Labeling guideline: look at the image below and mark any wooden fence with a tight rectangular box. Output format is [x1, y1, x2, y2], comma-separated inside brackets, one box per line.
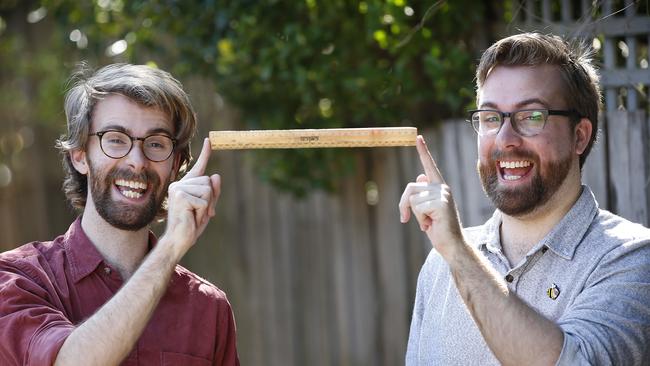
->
[1, 1, 649, 365]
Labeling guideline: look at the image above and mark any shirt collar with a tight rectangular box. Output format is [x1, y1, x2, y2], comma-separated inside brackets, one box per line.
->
[538, 185, 598, 259]
[479, 211, 503, 253]
[477, 185, 599, 260]
[64, 217, 105, 283]
[63, 217, 159, 283]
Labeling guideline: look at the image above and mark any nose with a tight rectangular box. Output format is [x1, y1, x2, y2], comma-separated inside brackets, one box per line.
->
[124, 140, 148, 172]
[495, 117, 523, 149]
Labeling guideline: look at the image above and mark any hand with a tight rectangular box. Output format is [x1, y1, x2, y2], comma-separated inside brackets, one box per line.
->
[164, 138, 221, 256]
[398, 135, 463, 257]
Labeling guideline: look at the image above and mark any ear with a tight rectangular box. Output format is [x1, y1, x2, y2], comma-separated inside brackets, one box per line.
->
[574, 118, 593, 155]
[70, 149, 89, 175]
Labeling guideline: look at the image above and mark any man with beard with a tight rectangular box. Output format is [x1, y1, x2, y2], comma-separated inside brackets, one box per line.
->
[0, 64, 239, 365]
[400, 33, 650, 365]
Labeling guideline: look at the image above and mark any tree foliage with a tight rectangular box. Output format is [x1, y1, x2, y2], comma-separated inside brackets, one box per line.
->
[11, 0, 488, 195]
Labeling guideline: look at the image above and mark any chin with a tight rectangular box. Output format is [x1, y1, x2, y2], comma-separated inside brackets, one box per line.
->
[93, 190, 163, 231]
[479, 155, 573, 217]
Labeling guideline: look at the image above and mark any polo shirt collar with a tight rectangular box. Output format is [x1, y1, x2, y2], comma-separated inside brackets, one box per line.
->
[480, 211, 503, 254]
[477, 185, 599, 260]
[538, 185, 598, 260]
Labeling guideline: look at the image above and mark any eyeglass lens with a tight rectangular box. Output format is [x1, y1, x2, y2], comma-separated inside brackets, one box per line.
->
[99, 131, 174, 162]
[471, 110, 547, 137]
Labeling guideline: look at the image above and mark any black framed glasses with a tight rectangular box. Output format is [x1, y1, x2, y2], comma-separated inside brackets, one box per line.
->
[89, 130, 176, 162]
[467, 109, 579, 137]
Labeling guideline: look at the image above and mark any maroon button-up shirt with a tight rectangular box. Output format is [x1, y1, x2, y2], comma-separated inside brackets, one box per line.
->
[0, 218, 239, 365]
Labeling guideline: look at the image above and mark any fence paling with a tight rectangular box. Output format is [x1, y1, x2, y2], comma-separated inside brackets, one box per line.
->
[582, 114, 609, 210]
[606, 111, 649, 226]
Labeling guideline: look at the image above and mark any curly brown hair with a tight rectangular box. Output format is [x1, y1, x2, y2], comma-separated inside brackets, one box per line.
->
[56, 63, 197, 213]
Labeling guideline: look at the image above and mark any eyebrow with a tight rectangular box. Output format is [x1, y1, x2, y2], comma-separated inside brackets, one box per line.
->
[480, 98, 550, 110]
[147, 128, 174, 137]
[98, 125, 174, 137]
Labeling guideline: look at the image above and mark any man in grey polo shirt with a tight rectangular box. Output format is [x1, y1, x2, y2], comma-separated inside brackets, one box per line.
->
[399, 33, 650, 365]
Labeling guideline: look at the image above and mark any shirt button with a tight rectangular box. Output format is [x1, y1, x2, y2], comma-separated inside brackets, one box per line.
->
[505, 274, 514, 283]
[542, 246, 549, 253]
[104, 267, 112, 275]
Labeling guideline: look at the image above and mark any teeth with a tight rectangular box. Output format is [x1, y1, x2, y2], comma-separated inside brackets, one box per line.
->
[121, 190, 143, 199]
[499, 160, 531, 169]
[115, 179, 147, 190]
[504, 174, 522, 180]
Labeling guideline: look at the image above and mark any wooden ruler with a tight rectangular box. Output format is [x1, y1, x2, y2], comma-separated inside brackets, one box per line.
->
[209, 127, 417, 150]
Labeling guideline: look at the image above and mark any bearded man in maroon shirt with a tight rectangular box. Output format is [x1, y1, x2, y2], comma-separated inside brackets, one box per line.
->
[0, 64, 240, 365]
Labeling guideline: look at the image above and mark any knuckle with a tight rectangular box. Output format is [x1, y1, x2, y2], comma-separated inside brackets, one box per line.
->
[398, 202, 408, 212]
[400, 190, 411, 202]
[409, 195, 419, 206]
[418, 190, 430, 199]
[406, 182, 421, 189]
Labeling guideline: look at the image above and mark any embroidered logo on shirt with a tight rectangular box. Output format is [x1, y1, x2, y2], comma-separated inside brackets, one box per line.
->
[547, 283, 560, 300]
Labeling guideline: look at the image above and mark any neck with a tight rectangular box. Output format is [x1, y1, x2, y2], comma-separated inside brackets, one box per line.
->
[80, 201, 151, 279]
[499, 169, 583, 266]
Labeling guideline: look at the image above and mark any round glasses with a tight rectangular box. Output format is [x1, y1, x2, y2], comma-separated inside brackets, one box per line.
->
[89, 130, 176, 162]
[467, 109, 578, 137]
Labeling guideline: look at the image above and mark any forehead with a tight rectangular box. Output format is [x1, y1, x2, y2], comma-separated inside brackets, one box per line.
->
[91, 93, 173, 134]
[478, 65, 567, 109]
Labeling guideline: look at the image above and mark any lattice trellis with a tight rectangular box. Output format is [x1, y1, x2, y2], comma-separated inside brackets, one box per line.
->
[511, 0, 650, 113]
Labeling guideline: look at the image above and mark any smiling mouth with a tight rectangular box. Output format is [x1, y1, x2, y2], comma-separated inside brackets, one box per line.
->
[498, 160, 533, 181]
[115, 179, 148, 199]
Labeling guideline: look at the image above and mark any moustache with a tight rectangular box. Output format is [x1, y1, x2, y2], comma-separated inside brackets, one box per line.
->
[107, 167, 160, 187]
[490, 148, 538, 162]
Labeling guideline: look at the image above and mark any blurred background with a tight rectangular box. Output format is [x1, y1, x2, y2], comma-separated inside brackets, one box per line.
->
[1, 1, 648, 365]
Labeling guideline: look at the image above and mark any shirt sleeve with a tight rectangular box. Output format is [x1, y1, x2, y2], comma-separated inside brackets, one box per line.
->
[213, 294, 240, 366]
[555, 238, 650, 366]
[0, 259, 75, 366]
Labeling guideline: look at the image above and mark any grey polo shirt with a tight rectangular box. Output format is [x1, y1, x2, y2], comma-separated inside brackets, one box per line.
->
[406, 186, 650, 365]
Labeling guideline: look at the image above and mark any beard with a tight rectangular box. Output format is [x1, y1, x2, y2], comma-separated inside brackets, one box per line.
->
[478, 148, 572, 217]
[87, 160, 168, 231]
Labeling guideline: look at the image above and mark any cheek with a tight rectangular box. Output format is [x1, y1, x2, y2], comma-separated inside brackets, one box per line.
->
[536, 136, 571, 165]
[477, 136, 493, 161]
[86, 161, 112, 194]
[155, 163, 176, 185]
[86, 155, 111, 178]
[86, 147, 113, 167]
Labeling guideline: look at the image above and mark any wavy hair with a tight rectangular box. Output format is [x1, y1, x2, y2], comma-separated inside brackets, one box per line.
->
[56, 63, 197, 212]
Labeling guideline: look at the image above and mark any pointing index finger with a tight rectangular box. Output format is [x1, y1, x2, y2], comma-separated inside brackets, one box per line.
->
[416, 135, 445, 184]
[184, 138, 212, 179]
